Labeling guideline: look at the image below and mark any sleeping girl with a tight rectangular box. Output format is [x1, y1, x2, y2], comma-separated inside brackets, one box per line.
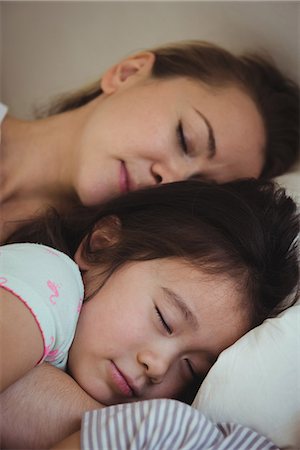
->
[0, 179, 299, 406]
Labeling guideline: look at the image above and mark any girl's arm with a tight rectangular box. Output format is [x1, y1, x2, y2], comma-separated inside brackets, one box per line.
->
[0, 288, 44, 392]
[0, 364, 102, 450]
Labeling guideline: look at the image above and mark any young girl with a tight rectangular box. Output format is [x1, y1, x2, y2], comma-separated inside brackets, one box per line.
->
[1, 40, 299, 242]
[1, 179, 299, 405]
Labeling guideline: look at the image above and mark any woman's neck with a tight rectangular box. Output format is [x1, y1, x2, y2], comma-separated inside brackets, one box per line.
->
[1, 95, 102, 205]
[2, 114, 73, 201]
[0, 108, 92, 241]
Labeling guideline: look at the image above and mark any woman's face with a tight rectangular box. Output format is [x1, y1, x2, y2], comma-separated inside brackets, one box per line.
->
[73, 55, 265, 206]
[68, 258, 251, 406]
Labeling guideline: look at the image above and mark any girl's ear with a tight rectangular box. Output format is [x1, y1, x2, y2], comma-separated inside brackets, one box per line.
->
[100, 52, 155, 94]
[74, 215, 121, 270]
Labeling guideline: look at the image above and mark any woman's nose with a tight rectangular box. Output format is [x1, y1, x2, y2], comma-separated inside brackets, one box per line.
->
[137, 349, 172, 384]
[151, 160, 194, 185]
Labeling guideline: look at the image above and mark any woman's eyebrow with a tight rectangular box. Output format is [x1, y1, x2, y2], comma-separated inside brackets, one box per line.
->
[194, 109, 216, 158]
[161, 287, 199, 330]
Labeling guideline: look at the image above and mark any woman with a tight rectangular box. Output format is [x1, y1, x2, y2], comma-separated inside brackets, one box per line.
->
[1, 40, 299, 241]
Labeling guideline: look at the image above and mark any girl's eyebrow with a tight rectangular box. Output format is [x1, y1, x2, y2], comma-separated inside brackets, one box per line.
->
[161, 287, 199, 330]
[194, 109, 216, 158]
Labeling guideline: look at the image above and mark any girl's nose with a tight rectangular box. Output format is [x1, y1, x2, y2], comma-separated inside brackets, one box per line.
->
[137, 349, 172, 384]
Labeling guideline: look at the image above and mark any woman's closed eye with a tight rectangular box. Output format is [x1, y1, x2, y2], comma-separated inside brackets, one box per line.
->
[176, 121, 189, 155]
[155, 306, 172, 334]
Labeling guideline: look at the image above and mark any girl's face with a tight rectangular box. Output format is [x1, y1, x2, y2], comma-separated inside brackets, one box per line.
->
[68, 258, 251, 405]
[73, 54, 265, 206]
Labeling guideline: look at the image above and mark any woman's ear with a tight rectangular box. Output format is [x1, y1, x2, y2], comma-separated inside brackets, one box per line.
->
[100, 52, 155, 94]
[74, 215, 121, 270]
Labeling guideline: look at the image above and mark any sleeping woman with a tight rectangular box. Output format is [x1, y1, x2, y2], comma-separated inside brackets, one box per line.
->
[1, 40, 299, 241]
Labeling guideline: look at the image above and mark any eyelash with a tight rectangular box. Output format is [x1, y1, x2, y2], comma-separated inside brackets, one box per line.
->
[155, 306, 199, 381]
[177, 121, 189, 155]
[185, 358, 197, 379]
[155, 306, 172, 335]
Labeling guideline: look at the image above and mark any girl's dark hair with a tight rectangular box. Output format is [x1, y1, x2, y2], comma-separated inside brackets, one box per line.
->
[42, 40, 299, 179]
[6, 179, 299, 327]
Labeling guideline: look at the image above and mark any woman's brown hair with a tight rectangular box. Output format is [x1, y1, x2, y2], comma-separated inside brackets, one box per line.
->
[6, 179, 299, 329]
[42, 40, 299, 179]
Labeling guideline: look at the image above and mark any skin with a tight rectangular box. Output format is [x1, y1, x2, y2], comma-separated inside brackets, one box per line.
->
[68, 257, 250, 406]
[0, 364, 101, 450]
[50, 431, 81, 450]
[43, 249, 251, 449]
[0, 53, 265, 241]
[75, 55, 265, 205]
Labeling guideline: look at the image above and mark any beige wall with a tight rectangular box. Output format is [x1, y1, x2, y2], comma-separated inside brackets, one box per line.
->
[1, 1, 299, 118]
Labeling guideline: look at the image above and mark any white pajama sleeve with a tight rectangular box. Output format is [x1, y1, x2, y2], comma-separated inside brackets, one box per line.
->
[0, 243, 84, 369]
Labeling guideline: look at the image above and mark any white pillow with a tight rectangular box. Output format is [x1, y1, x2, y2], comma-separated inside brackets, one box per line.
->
[192, 304, 300, 449]
[192, 168, 300, 449]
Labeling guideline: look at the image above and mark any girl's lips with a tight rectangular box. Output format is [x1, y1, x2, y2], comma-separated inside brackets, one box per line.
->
[109, 361, 134, 397]
[120, 161, 130, 194]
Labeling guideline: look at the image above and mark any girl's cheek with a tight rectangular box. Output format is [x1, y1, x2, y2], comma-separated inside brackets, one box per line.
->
[160, 375, 187, 400]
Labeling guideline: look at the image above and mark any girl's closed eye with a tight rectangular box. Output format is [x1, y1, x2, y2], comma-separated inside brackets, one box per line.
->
[155, 306, 172, 334]
[176, 121, 189, 155]
[184, 358, 199, 381]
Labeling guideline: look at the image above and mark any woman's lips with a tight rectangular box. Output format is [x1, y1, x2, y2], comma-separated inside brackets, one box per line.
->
[109, 361, 135, 397]
[120, 161, 130, 194]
